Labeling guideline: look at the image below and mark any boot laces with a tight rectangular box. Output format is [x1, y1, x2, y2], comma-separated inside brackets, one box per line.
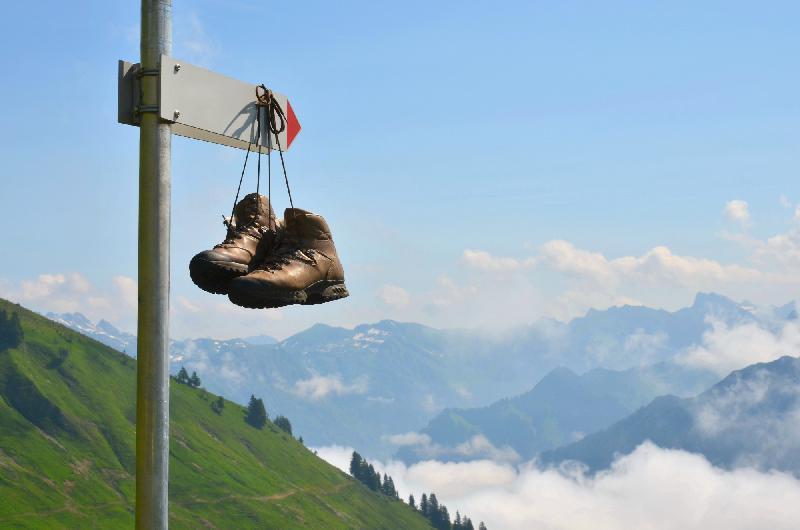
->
[215, 217, 272, 248]
[256, 238, 317, 272]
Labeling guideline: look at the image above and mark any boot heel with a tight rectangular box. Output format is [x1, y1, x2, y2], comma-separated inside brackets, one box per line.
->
[303, 281, 349, 305]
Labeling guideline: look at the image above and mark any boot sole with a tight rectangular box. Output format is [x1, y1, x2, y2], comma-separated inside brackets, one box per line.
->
[229, 280, 349, 309]
[189, 256, 248, 295]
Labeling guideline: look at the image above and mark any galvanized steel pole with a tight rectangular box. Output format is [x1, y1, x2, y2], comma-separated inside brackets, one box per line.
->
[136, 1, 172, 529]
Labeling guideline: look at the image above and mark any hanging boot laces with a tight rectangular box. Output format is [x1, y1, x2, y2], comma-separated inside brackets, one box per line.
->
[256, 84, 296, 218]
[225, 84, 297, 248]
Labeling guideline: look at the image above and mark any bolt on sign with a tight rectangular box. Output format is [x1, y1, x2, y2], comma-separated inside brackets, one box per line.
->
[118, 55, 301, 152]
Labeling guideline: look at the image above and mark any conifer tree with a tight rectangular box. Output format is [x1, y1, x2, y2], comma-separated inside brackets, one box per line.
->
[11, 313, 22, 344]
[428, 493, 439, 515]
[274, 415, 292, 435]
[349, 451, 362, 479]
[244, 394, 267, 429]
[0, 310, 23, 350]
[367, 464, 380, 491]
[176, 366, 189, 385]
[189, 371, 201, 388]
[408, 494, 416, 510]
[438, 505, 450, 530]
[211, 396, 224, 414]
[357, 458, 370, 484]
[465, 519, 476, 530]
[420, 493, 429, 517]
[298, 436, 304, 445]
[478, 522, 487, 530]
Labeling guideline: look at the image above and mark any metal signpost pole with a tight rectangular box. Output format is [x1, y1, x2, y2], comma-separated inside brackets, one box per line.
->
[136, 1, 172, 529]
[117, 8, 298, 525]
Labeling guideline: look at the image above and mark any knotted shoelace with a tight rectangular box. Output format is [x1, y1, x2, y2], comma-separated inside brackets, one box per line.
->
[256, 243, 316, 272]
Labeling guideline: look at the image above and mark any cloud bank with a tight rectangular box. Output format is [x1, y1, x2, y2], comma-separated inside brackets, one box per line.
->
[378, 284, 411, 308]
[680, 319, 800, 375]
[451, 202, 800, 327]
[316, 443, 800, 530]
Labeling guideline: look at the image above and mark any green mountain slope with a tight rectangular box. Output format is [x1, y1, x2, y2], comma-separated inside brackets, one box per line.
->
[0, 299, 432, 530]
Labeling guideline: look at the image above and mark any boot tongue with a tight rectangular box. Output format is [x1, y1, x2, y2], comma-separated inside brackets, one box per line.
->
[283, 208, 311, 228]
[233, 194, 275, 229]
[283, 208, 331, 241]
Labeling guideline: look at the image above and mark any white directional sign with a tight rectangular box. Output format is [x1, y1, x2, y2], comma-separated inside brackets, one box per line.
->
[118, 56, 301, 153]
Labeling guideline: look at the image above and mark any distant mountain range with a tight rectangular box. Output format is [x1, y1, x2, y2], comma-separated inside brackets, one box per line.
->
[46, 312, 137, 353]
[395, 361, 715, 464]
[540, 356, 800, 476]
[44, 312, 278, 353]
[46, 293, 797, 458]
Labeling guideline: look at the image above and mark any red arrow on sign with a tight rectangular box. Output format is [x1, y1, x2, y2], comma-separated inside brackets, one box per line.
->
[286, 100, 301, 149]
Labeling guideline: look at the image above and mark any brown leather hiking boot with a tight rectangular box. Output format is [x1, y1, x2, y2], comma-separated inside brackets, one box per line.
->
[227, 208, 349, 308]
[189, 194, 278, 295]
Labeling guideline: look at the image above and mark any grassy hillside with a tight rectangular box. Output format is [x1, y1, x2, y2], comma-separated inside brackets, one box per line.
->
[0, 299, 432, 529]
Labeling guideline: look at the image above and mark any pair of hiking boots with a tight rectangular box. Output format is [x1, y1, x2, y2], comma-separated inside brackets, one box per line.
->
[189, 193, 349, 308]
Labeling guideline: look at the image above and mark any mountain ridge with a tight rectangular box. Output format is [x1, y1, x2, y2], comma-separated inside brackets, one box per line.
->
[540, 355, 800, 475]
[1, 298, 432, 529]
[395, 361, 714, 464]
[44, 292, 793, 458]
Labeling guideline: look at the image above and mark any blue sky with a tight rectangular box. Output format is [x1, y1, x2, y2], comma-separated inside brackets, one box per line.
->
[1, 0, 799, 339]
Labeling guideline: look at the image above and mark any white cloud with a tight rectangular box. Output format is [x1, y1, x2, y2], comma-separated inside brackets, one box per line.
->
[725, 210, 800, 271]
[19, 273, 86, 300]
[538, 240, 616, 282]
[430, 276, 478, 308]
[385, 432, 432, 447]
[315, 443, 800, 530]
[689, 367, 800, 471]
[292, 374, 368, 400]
[113, 275, 138, 311]
[462, 249, 532, 272]
[470, 241, 765, 290]
[378, 285, 411, 308]
[451, 435, 520, 462]
[757, 230, 800, 268]
[389, 433, 521, 463]
[457, 229, 800, 326]
[0, 272, 290, 340]
[780, 195, 792, 209]
[0, 272, 138, 330]
[422, 205, 800, 331]
[724, 200, 751, 226]
[463, 243, 760, 328]
[546, 242, 762, 287]
[680, 320, 800, 375]
[311, 444, 353, 468]
[400, 458, 518, 500]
